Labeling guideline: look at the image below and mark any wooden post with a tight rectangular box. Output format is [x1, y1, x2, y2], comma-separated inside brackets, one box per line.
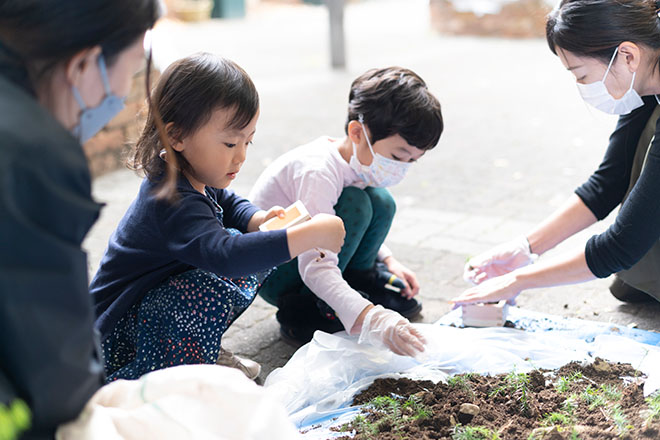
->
[326, 0, 346, 69]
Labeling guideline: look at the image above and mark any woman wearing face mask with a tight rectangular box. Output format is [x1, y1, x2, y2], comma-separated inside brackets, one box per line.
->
[0, 1, 160, 438]
[453, 0, 660, 307]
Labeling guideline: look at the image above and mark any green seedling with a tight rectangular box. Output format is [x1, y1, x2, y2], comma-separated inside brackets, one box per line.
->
[489, 370, 531, 415]
[609, 404, 633, 437]
[541, 411, 572, 427]
[599, 384, 622, 402]
[644, 391, 660, 424]
[562, 394, 579, 415]
[580, 385, 607, 410]
[451, 424, 501, 440]
[401, 395, 431, 420]
[448, 373, 478, 400]
[0, 399, 31, 440]
[369, 395, 400, 413]
[555, 372, 583, 393]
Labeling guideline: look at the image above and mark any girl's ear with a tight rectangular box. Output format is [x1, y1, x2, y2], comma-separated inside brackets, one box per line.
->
[347, 120, 364, 145]
[165, 122, 184, 152]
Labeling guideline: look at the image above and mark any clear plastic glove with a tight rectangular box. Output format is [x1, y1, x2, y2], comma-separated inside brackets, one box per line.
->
[463, 236, 537, 285]
[358, 305, 426, 357]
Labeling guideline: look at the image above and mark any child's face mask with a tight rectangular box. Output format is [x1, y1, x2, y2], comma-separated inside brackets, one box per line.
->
[71, 54, 126, 143]
[576, 46, 644, 115]
[349, 115, 412, 188]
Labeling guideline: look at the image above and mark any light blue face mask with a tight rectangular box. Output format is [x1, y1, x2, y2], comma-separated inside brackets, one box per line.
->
[71, 54, 126, 143]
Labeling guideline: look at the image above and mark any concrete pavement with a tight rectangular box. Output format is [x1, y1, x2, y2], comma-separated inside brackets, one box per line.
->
[83, 0, 660, 381]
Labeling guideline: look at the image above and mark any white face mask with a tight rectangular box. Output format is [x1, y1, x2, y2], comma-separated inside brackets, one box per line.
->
[576, 46, 644, 115]
[348, 114, 412, 188]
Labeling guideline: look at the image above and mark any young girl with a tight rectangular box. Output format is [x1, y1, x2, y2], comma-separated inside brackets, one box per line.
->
[90, 53, 345, 382]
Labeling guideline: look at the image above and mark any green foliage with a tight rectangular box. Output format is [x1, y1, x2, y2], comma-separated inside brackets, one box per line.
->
[608, 404, 633, 437]
[644, 391, 660, 423]
[451, 424, 501, 440]
[554, 372, 583, 393]
[541, 412, 572, 427]
[448, 373, 478, 400]
[580, 385, 607, 410]
[0, 400, 31, 440]
[562, 394, 579, 415]
[599, 384, 622, 402]
[489, 370, 531, 415]
[343, 394, 433, 438]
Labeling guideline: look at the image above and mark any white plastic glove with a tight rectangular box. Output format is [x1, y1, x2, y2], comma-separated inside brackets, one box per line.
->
[358, 305, 426, 357]
[463, 236, 538, 285]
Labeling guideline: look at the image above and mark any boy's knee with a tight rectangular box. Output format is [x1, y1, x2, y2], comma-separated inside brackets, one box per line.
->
[366, 187, 396, 220]
[336, 187, 373, 229]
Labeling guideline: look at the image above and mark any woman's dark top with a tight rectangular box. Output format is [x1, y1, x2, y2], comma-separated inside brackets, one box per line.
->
[575, 96, 660, 277]
[0, 71, 104, 438]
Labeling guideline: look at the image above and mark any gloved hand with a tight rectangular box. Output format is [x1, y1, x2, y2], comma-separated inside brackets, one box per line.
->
[358, 305, 426, 357]
[463, 236, 537, 285]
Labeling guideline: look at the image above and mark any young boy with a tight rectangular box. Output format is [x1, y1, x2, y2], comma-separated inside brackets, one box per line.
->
[249, 67, 443, 345]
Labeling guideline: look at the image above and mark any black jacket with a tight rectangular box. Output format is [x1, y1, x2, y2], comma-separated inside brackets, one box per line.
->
[0, 69, 104, 438]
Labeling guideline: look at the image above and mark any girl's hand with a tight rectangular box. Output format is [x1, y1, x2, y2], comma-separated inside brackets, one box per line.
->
[247, 206, 285, 232]
[450, 271, 523, 307]
[308, 213, 345, 254]
[383, 256, 419, 298]
[261, 206, 286, 224]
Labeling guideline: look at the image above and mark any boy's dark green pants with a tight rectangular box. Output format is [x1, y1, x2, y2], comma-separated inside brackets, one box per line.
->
[258, 186, 395, 327]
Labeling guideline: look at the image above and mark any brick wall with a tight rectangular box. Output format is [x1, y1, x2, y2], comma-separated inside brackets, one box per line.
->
[82, 66, 160, 177]
[430, 0, 552, 38]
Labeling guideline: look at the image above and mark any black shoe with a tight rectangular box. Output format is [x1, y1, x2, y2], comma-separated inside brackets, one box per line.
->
[343, 263, 422, 319]
[276, 290, 345, 347]
[609, 277, 653, 303]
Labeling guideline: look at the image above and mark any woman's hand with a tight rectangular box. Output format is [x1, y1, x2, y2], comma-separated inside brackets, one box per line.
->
[451, 271, 523, 307]
[383, 256, 420, 298]
[463, 236, 536, 285]
[353, 305, 426, 357]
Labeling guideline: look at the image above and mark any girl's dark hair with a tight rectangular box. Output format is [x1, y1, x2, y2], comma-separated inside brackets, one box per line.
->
[132, 53, 259, 199]
[345, 67, 443, 151]
[546, 0, 660, 71]
[0, 0, 160, 93]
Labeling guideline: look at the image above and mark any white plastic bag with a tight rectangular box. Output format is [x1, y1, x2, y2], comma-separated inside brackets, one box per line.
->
[57, 364, 302, 440]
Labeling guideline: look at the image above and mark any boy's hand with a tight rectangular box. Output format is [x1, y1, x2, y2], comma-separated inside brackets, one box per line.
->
[383, 256, 419, 298]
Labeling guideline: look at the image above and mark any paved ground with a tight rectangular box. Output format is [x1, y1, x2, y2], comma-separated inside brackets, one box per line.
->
[83, 0, 660, 382]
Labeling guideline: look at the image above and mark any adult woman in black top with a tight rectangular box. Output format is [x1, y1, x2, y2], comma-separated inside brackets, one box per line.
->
[0, 1, 159, 438]
[453, 0, 660, 306]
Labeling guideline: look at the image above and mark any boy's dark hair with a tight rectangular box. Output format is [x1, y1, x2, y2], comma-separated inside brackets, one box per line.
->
[131, 53, 259, 191]
[546, 0, 660, 72]
[345, 67, 443, 151]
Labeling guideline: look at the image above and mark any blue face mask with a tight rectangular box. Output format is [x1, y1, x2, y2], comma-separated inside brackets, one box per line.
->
[71, 54, 126, 143]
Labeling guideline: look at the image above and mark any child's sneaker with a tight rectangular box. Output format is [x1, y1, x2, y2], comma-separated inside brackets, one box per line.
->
[216, 347, 261, 380]
[343, 263, 422, 319]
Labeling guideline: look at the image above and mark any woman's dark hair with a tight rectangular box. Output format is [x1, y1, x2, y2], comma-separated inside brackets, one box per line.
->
[0, 0, 160, 93]
[546, 0, 660, 71]
[345, 67, 443, 151]
[131, 53, 259, 199]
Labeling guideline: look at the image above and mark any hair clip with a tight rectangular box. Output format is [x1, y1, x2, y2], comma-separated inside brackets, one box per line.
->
[358, 113, 364, 123]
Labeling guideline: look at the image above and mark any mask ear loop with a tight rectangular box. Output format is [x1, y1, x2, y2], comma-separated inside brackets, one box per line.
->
[602, 46, 619, 82]
[71, 54, 113, 112]
[357, 113, 376, 156]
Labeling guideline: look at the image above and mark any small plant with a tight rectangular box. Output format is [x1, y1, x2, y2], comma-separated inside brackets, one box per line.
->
[401, 395, 431, 420]
[644, 391, 660, 424]
[448, 373, 478, 400]
[555, 372, 583, 393]
[580, 385, 607, 410]
[562, 394, 579, 415]
[541, 411, 572, 427]
[489, 370, 531, 415]
[369, 395, 400, 413]
[599, 384, 622, 402]
[609, 404, 633, 437]
[451, 424, 501, 440]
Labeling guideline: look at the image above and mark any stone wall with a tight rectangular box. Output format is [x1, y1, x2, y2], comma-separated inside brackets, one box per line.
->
[83, 66, 159, 177]
[430, 0, 553, 38]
